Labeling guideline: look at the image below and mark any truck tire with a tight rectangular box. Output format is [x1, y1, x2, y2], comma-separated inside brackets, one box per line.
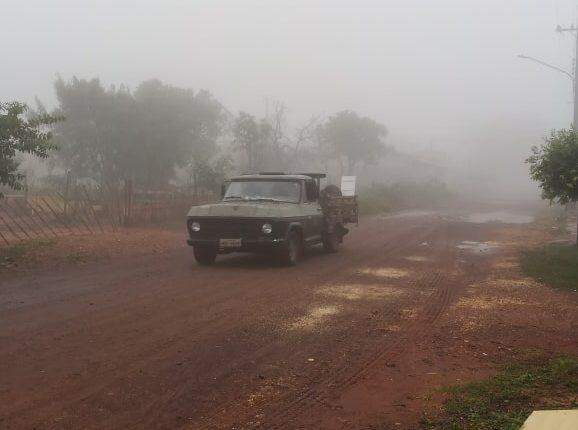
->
[193, 245, 217, 266]
[279, 230, 302, 266]
[322, 231, 341, 253]
[322, 184, 342, 196]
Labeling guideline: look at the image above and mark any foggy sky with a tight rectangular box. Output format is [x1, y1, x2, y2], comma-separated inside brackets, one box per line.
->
[3, 0, 577, 152]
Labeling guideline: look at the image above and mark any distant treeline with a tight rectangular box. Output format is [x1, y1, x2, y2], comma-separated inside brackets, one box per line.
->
[27, 76, 389, 192]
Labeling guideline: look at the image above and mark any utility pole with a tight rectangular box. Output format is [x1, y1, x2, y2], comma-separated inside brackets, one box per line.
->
[556, 22, 578, 128]
[519, 19, 578, 129]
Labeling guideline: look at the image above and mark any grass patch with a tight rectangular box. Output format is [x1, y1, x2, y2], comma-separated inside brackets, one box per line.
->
[65, 251, 88, 264]
[521, 244, 578, 292]
[423, 355, 578, 430]
[532, 206, 569, 237]
[0, 238, 56, 268]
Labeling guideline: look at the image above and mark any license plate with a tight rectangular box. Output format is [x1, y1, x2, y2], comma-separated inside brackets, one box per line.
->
[219, 238, 242, 248]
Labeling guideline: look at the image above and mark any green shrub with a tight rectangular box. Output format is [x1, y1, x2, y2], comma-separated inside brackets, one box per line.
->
[521, 244, 578, 292]
[423, 356, 578, 430]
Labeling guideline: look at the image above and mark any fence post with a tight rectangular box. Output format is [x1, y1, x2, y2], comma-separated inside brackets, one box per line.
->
[13, 197, 49, 239]
[123, 179, 133, 227]
[0, 206, 21, 243]
[26, 197, 60, 238]
[64, 170, 71, 220]
[39, 196, 77, 235]
[0, 200, 32, 240]
[82, 186, 105, 233]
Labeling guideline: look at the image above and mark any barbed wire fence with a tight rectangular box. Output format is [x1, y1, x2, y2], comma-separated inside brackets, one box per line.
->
[0, 180, 214, 247]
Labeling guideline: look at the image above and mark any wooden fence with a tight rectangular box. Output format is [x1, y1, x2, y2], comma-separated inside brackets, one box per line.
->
[0, 183, 214, 246]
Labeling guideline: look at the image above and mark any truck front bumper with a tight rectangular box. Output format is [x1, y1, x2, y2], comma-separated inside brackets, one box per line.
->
[187, 237, 286, 253]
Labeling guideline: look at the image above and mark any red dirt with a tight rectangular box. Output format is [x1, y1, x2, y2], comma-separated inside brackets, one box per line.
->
[0, 212, 576, 429]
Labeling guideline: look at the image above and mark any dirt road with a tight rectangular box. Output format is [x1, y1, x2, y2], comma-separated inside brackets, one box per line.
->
[1, 212, 576, 429]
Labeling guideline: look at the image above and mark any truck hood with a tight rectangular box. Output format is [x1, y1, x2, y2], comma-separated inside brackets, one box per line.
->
[187, 201, 298, 218]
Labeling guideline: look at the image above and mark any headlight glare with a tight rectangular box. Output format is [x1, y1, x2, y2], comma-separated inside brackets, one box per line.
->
[191, 221, 201, 232]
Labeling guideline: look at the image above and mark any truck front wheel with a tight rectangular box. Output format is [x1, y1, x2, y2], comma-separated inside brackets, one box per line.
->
[193, 245, 218, 266]
[323, 232, 341, 253]
[279, 230, 302, 266]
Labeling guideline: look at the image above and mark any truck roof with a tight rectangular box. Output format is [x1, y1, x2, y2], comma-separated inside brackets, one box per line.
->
[229, 174, 321, 181]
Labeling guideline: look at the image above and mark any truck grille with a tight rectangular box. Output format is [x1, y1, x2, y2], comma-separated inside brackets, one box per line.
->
[189, 218, 264, 239]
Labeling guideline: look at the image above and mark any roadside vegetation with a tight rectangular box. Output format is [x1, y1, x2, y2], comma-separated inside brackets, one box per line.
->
[0, 238, 56, 268]
[3, 78, 390, 197]
[422, 354, 578, 430]
[0, 101, 62, 196]
[532, 206, 570, 237]
[521, 244, 578, 292]
[527, 127, 578, 245]
[358, 181, 455, 215]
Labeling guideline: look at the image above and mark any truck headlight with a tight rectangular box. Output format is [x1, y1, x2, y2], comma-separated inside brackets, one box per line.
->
[261, 223, 273, 234]
[191, 222, 201, 232]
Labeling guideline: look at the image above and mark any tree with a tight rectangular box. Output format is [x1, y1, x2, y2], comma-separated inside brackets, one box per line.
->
[186, 153, 233, 195]
[52, 76, 136, 185]
[318, 110, 388, 174]
[527, 128, 578, 245]
[0, 101, 61, 195]
[231, 102, 293, 173]
[231, 112, 265, 172]
[285, 115, 323, 171]
[133, 80, 225, 188]
[51, 77, 226, 189]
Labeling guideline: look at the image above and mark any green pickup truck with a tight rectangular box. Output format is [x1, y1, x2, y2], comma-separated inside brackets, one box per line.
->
[186, 173, 358, 266]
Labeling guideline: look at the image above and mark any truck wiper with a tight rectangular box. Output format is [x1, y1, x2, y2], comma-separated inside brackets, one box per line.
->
[224, 196, 294, 203]
[252, 198, 294, 203]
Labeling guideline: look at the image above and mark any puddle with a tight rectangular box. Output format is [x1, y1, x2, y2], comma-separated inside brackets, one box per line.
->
[457, 241, 499, 254]
[289, 305, 340, 330]
[383, 210, 437, 219]
[405, 255, 431, 262]
[318, 284, 405, 301]
[358, 267, 410, 279]
[464, 211, 534, 224]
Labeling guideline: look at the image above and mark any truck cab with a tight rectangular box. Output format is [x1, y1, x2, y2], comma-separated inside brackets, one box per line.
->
[186, 173, 356, 266]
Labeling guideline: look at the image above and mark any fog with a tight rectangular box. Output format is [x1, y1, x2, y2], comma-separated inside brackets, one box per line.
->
[3, 0, 577, 200]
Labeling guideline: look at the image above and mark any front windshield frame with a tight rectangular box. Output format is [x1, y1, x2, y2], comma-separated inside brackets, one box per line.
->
[222, 179, 302, 204]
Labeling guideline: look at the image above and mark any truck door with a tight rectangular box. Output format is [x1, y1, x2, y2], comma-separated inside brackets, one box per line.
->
[302, 179, 324, 243]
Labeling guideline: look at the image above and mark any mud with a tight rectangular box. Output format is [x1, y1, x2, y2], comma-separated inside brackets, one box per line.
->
[1, 213, 576, 430]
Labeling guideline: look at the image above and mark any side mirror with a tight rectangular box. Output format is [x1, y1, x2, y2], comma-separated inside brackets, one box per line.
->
[221, 183, 227, 199]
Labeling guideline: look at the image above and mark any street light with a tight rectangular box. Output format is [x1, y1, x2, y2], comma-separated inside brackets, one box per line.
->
[518, 52, 576, 128]
[517, 54, 574, 80]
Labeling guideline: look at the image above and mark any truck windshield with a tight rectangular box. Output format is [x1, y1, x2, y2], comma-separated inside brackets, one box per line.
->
[224, 180, 301, 203]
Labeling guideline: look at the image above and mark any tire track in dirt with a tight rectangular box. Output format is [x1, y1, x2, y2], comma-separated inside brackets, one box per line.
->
[253, 222, 458, 430]
[257, 271, 450, 430]
[147, 219, 443, 430]
[0, 215, 450, 430]
[8, 218, 435, 430]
